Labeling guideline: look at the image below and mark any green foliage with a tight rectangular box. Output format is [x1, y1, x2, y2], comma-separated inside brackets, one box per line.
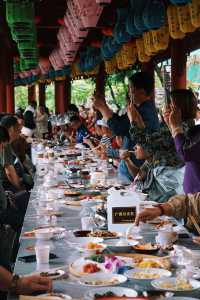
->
[14, 86, 28, 109]
[71, 79, 95, 106]
[14, 67, 161, 111]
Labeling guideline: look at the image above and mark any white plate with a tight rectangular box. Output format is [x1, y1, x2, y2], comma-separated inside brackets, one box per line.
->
[37, 293, 72, 299]
[39, 269, 65, 280]
[151, 277, 200, 291]
[88, 231, 123, 240]
[165, 298, 199, 300]
[84, 286, 137, 300]
[68, 237, 103, 245]
[79, 273, 127, 287]
[125, 268, 171, 280]
[105, 239, 137, 251]
[80, 199, 103, 207]
[77, 243, 107, 254]
[69, 257, 106, 277]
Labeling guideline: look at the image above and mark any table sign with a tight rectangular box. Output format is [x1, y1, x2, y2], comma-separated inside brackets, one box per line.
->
[107, 190, 141, 234]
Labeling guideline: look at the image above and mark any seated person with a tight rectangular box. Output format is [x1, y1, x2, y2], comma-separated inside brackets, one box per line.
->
[59, 124, 71, 144]
[0, 116, 23, 192]
[0, 266, 52, 295]
[12, 137, 35, 189]
[69, 115, 89, 144]
[122, 125, 184, 202]
[135, 192, 200, 245]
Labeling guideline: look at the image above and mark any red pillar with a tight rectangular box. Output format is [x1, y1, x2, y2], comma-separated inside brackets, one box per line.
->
[55, 81, 61, 114]
[0, 46, 7, 113]
[28, 85, 36, 103]
[141, 60, 155, 98]
[65, 76, 71, 112]
[96, 62, 105, 98]
[55, 79, 71, 113]
[38, 83, 46, 106]
[6, 53, 15, 113]
[171, 39, 187, 90]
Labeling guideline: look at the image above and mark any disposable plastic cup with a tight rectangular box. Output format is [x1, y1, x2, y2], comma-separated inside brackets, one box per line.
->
[35, 245, 50, 264]
[81, 216, 95, 230]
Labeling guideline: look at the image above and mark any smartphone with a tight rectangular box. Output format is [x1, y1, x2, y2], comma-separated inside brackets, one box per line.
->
[18, 253, 58, 263]
[165, 88, 171, 106]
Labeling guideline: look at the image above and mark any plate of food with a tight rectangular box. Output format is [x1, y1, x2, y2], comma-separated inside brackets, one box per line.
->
[133, 243, 159, 254]
[23, 227, 66, 239]
[88, 230, 122, 239]
[64, 190, 81, 197]
[79, 273, 127, 287]
[73, 230, 92, 237]
[36, 293, 72, 299]
[84, 286, 138, 300]
[77, 242, 107, 254]
[125, 268, 171, 280]
[68, 237, 103, 246]
[105, 239, 137, 253]
[151, 277, 200, 291]
[134, 257, 171, 270]
[80, 199, 104, 208]
[39, 270, 65, 280]
[69, 257, 105, 277]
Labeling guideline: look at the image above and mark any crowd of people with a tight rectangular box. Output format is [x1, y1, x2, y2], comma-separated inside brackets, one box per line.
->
[0, 71, 200, 296]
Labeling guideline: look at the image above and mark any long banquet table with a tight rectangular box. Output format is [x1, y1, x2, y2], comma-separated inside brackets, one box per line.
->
[8, 151, 200, 300]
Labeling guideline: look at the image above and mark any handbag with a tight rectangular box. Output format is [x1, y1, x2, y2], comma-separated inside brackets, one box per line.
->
[0, 224, 16, 269]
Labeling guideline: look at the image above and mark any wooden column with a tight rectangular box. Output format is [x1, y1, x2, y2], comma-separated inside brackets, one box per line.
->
[0, 47, 7, 113]
[96, 62, 105, 98]
[171, 39, 187, 90]
[141, 60, 155, 98]
[38, 83, 46, 106]
[55, 81, 62, 113]
[65, 75, 71, 112]
[55, 79, 71, 113]
[6, 53, 15, 113]
[28, 85, 36, 103]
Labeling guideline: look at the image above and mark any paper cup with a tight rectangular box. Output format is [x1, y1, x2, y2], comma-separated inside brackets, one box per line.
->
[35, 245, 50, 264]
[81, 216, 95, 231]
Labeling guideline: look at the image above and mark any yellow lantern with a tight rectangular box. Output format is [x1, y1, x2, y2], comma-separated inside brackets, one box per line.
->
[105, 56, 118, 74]
[151, 24, 169, 51]
[177, 4, 196, 33]
[189, 0, 200, 28]
[143, 31, 157, 57]
[136, 38, 151, 63]
[167, 5, 185, 39]
[121, 41, 137, 68]
[116, 49, 125, 70]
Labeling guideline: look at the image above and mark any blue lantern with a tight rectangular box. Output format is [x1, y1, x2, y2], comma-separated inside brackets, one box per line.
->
[143, 0, 166, 30]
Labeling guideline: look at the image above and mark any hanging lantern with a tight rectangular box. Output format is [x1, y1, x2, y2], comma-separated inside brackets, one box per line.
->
[167, 5, 185, 39]
[136, 38, 151, 63]
[189, 0, 200, 28]
[143, 31, 157, 57]
[105, 56, 118, 74]
[177, 4, 196, 33]
[102, 27, 113, 36]
[143, 0, 166, 30]
[151, 24, 169, 51]
[90, 40, 102, 48]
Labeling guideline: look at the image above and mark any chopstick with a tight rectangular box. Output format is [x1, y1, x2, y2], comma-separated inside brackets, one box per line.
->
[188, 214, 200, 235]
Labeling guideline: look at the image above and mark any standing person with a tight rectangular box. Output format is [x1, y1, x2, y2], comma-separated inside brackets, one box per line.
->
[93, 72, 160, 182]
[35, 105, 49, 139]
[163, 89, 200, 194]
[23, 101, 37, 135]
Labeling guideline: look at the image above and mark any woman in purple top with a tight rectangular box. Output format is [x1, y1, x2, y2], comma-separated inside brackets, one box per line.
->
[163, 89, 200, 194]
